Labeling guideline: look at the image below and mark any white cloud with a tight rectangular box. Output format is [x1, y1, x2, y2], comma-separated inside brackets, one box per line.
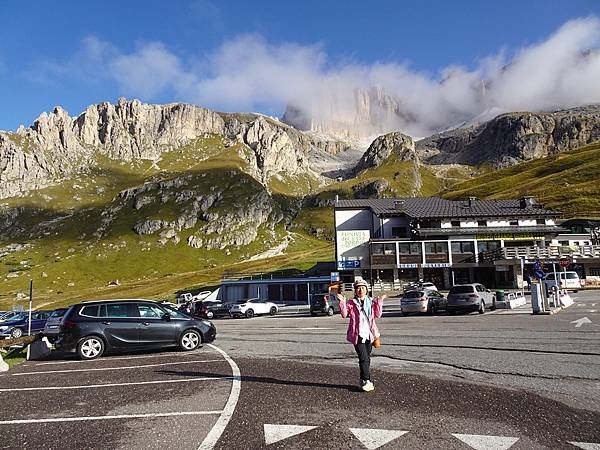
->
[35, 16, 600, 137]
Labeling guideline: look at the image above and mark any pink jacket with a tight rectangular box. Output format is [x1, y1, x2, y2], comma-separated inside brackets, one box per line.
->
[339, 296, 383, 345]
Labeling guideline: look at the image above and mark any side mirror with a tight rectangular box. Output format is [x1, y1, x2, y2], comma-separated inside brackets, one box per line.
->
[162, 313, 171, 321]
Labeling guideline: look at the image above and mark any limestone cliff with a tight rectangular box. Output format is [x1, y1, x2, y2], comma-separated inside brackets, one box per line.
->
[417, 106, 600, 167]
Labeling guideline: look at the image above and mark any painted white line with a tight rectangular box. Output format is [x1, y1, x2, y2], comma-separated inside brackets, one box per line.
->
[451, 433, 519, 449]
[198, 344, 241, 450]
[589, 310, 598, 313]
[14, 359, 223, 376]
[0, 410, 222, 425]
[349, 428, 409, 449]
[264, 424, 318, 445]
[0, 376, 233, 392]
[254, 327, 333, 331]
[31, 352, 199, 366]
[568, 441, 600, 450]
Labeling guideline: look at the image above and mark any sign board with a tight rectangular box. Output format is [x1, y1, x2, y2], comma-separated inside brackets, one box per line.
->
[559, 256, 571, 268]
[398, 263, 419, 268]
[336, 230, 371, 265]
[476, 233, 545, 241]
[337, 260, 361, 269]
[422, 263, 451, 268]
[330, 272, 340, 282]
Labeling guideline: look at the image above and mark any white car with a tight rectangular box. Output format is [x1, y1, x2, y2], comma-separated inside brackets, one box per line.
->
[229, 298, 278, 318]
[421, 282, 438, 291]
[543, 271, 583, 292]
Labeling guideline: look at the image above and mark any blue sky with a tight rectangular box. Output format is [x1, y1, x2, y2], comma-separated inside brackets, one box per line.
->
[1, 0, 599, 133]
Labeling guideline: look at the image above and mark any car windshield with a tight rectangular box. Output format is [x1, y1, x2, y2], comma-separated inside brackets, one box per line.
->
[404, 291, 424, 298]
[165, 308, 190, 319]
[6, 313, 27, 321]
[50, 309, 67, 318]
[565, 273, 579, 279]
[449, 286, 475, 294]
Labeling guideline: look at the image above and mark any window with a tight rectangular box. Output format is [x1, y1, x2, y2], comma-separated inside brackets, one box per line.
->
[451, 242, 475, 253]
[590, 268, 600, 276]
[478, 220, 487, 226]
[510, 220, 518, 226]
[476, 285, 485, 292]
[391, 227, 407, 238]
[478, 241, 500, 253]
[106, 303, 138, 318]
[398, 243, 422, 255]
[449, 285, 475, 294]
[451, 221, 460, 227]
[537, 219, 546, 225]
[138, 304, 165, 318]
[425, 242, 448, 254]
[372, 244, 385, 255]
[80, 305, 100, 317]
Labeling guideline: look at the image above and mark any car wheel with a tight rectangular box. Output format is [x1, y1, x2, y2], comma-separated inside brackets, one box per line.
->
[448, 309, 455, 315]
[269, 307, 277, 316]
[206, 311, 214, 319]
[245, 309, 254, 318]
[479, 301, 485, 314]
[179, 329, 201, 351]
[428, 302, 436, 315]
[310, 311, 318, 316]
[327, 307, 334, 316]
[491, 296, 497, 311]
[402, 311, 408, 317]
[10, 327, 23, 339]
[77, 336, 105, 360]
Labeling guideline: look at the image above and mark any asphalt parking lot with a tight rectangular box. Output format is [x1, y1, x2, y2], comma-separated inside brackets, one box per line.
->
[0, 345, 238, 449]
[1, 292, 599, 449]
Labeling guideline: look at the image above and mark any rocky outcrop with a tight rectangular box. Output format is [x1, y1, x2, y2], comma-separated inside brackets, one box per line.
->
[417, 106, 600, 167]
[283, 87, 413, 140]
[354, 132, 415, 173]
[0, 100, 352, 199]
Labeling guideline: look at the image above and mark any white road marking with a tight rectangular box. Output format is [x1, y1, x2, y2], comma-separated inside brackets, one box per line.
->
[197, 344, 241, 450]
[0, 410, 222, 425]
[13, 359, 223, 376]
[31, 352, 201, 366]
[451, 433, 519, 449]
[589, 310, 598, 313]
[0, 376, 233, 392]
[568, 442, 600, 449]
[571, 317, 592, 328]
[349, 428, 409, 449]
[263, 424, 317, 445]
[255, 327, 333, 331]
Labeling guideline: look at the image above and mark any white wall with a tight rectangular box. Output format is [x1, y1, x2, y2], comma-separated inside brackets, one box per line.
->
[489, 220, 510, 227]
[335, 209, 373, 231]
[518, 219, 537, 226]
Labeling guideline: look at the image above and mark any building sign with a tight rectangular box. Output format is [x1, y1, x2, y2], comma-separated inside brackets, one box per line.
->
[476, 233, 545, 241]
[422, 263, 451, 268]
[337, 230, 370, 267]
[398, 263, 418, 268]
[330, 272, 340, 282]
[337, 260, 361, 269]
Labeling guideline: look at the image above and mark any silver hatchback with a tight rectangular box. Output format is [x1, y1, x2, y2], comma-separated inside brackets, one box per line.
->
[446, 283, 496, 314]
[401, 290, 447, 315]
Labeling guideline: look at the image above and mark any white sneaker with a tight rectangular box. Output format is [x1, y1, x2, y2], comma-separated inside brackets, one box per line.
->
[362, 380, 374, 392]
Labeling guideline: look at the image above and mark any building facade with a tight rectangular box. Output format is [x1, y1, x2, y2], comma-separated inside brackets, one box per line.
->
[334, 197, 566, 289]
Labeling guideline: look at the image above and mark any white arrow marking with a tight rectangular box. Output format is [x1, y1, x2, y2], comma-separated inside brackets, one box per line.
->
[349, 428, 409, 449]
[568, 442, 600, 450]
[571, 317, 592, 328]
[451, 433, 519, 450]
[263, 424, 317, 445]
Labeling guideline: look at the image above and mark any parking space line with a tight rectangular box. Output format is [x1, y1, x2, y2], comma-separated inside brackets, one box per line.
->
[198, 344, 241, 450]
[13, 359, 223, 376]
[32, 352, 204, 366]
[0, 376, 234, 392]
[0, 410, 223, 425]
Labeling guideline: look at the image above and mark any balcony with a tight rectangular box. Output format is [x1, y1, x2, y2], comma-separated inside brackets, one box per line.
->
[480, 245, 600, 262]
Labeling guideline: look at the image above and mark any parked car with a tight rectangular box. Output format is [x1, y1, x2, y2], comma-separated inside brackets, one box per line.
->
[404, 280, 438, 292]
[197, 300, 232, 319]
[43, 308, 69, 342]
[0, 311, 22, 322]
[229, 298, 278, 318]
[421, 282, 438, 291]
[0, 310, 53, 339]
[310, 293, 340, 316]
[543, 271, 583, 292]
[54, 299, 217, 360]
[401, 290, 447, 315]
[446, 283, 496, 314]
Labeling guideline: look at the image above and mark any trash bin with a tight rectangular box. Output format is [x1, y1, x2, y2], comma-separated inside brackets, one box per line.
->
[495, 289, 505, 302]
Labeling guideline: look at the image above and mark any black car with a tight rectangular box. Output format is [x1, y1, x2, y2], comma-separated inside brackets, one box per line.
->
[55, 300, 217, 360]
[310, 293, 340, 316]
[197, 300, 232, 319]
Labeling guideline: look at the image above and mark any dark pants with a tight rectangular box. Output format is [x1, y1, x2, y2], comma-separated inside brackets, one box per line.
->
[354, 340, 373, 382]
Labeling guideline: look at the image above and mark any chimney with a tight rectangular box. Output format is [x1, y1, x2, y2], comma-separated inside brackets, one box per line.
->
[520, 196, 536, 209]
[468, 196, 477, 207]
[394, 200, 404, 210]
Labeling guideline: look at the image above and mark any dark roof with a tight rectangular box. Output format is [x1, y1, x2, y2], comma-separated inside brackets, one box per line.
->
[335, 197, 559, 219]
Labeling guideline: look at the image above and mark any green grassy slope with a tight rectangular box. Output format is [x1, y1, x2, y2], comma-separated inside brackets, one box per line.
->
[443, 141, 600, 217]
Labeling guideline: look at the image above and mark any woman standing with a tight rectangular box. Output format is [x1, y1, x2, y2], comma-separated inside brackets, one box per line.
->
[335, 279, 386, 392]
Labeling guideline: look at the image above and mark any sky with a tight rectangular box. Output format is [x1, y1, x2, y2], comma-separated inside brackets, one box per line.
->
[1, 0, 600, 136]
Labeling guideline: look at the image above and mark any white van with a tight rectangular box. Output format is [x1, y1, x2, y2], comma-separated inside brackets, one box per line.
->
[543, 271, 583, 292]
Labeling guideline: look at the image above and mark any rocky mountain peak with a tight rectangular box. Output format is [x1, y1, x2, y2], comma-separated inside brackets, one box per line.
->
[354, 131, 415, 173]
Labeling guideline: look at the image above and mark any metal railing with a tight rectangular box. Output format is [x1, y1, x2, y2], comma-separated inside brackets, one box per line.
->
[480, 245, 600, 262]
